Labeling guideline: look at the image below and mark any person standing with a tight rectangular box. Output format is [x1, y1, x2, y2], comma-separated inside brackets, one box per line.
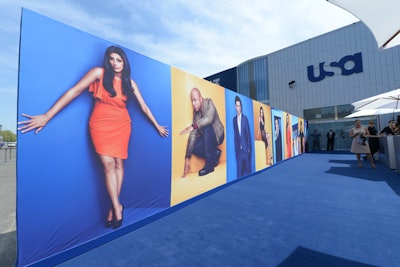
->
[367, 120, 379, 159]
[180, 87, 224, 177]
[326, 129, 335, 151]
[350, 119, 375, 168]
[299, 120, 305, 154]
[233, 96, 252, 178]
[285, 114, 292, 158]
[258, 107, 272, 165]
[380, 120, 398, 135]
[18, 46, 169, 229]
[274, 116, 283, 162]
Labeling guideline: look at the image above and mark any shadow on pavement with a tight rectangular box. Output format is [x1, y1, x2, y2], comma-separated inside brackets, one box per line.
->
[0, 231, 16, 267]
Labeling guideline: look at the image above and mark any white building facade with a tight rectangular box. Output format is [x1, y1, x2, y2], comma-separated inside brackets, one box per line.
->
[265, 22, 400, 120]
[208, 22, 400, 150]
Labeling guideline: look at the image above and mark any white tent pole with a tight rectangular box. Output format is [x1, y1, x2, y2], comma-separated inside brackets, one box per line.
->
[378, 115, 381, 132]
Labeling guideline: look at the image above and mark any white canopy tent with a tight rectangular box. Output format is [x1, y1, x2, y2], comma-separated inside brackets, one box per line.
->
[351, 88, 400, 111]
[345, 108, 400, 119]
[327, 0, 400, 49]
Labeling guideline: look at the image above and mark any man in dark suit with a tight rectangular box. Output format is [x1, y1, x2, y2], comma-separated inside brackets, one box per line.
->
[180, 87, 225, 177]
[326, 129, 335, 151]
[233, 96, 252, 178]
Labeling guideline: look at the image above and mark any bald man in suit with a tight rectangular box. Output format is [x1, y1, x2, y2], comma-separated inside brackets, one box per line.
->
[180, 88, 224, 177]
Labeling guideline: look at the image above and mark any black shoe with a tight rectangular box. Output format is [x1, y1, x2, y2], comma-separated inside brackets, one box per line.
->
[214, 149, 222, 167]
[105, 220, 113, 228]
[199, 168, 214, 176]
[112, 205, 124, 229]
[105, 208, 114, 228]
[113, 219, 123, 229]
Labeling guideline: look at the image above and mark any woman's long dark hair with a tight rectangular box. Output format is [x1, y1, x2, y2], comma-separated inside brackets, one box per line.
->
[102, 46, 133, 98]
[260, 106, 265, 124]
[286, 113, 290, 128]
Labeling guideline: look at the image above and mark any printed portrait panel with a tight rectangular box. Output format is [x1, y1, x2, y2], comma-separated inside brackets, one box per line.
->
[225, 91, 255, 182]
[291, 115, 300, 156]
[17, 9, 171, 266]
[297, 118, 307, 154]
[170, 67, 227, 206]
[252, 102, 273, 171]
[283, 112, 293, 159]
[271, 109, 284, 164]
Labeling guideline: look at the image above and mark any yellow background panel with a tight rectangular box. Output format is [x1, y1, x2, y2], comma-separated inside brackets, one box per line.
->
[283, 112, 293, 159]
[170, 67, 226, 206]
[252, 101, 273, 171]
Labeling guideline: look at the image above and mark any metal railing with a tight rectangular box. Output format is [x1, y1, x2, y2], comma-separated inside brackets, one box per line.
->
[0, 148, 16, 164]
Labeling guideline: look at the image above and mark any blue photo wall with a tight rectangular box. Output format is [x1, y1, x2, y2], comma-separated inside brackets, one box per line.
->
[17, 9, 306, 266]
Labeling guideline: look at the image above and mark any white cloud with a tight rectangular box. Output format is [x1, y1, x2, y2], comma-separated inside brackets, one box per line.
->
[7, 0, 358, 77]
[0, 0, 360, 132]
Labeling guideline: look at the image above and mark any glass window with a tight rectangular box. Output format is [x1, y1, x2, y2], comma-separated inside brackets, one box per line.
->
[304, 106, 335, 120]
[304, 108, 321, 120]
[237, 57, 268, 102]
[320, 106, 335, 119]
[337, 104, 354, 118]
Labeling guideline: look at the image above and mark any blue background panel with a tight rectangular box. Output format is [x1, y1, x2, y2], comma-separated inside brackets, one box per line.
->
[17, 9, 171, 266]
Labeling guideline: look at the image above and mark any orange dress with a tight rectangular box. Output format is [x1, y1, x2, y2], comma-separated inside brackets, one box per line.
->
[286, 125, 292, 158]
[88, 73, 131, 159]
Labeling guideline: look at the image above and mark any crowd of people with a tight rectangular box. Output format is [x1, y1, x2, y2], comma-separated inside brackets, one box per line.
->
[309, 118, 400, 169]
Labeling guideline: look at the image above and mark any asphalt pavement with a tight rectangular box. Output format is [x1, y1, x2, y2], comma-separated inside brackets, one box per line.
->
[0, 148, 16, 267]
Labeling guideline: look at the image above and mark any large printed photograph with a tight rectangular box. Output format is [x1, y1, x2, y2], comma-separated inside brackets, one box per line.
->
[271, 108, 284, 164]
[170, 67, 226, 206]
[225, 91, 255, 182]
[283, 112, 293, 159]
[17, 9, 171, 266]
[16, 8, 308, 267]
[253, 102, 273, 171]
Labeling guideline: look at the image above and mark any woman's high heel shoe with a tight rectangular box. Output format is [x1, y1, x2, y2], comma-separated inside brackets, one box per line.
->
[112, 205, 124, 229]
[105, 220, 113, 228]
[105, 208, 114, 228]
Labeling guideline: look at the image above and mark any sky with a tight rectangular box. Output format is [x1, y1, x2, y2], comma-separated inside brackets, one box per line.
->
[0, 0, 358, 133]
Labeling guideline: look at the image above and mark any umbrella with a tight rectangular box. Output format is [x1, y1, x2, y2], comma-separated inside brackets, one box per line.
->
[327, 0, 400, 48]
[351, 88, 400, 110]
[345, 108, 400, 118]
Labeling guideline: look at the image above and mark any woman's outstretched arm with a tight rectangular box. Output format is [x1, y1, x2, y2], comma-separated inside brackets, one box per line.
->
[18, 67, 102, 134]
[131, 79, 169, 137]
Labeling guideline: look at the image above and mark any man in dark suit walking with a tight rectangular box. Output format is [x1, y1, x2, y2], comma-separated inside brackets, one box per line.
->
[233, 96, 252, 178]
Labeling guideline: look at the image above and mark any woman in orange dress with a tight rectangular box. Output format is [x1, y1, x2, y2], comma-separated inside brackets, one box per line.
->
[18, 46, 169, 229]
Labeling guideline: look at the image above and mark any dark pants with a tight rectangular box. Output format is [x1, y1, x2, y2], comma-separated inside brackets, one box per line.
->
[192, 125, 223, 171]
[327, 139, 334, 151]
[313, 140, 320, 151]
[237, 152, 251, 178]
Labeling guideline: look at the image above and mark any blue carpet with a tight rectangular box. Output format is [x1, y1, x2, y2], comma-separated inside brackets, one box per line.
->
[57, 153, 400, 266]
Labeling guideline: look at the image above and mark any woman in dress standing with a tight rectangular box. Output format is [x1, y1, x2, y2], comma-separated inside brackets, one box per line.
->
[18, 46, 169, 229]
[349, 119, 375, 168]
[258, 107, 271, 165]
[274, 116, 283, 162]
